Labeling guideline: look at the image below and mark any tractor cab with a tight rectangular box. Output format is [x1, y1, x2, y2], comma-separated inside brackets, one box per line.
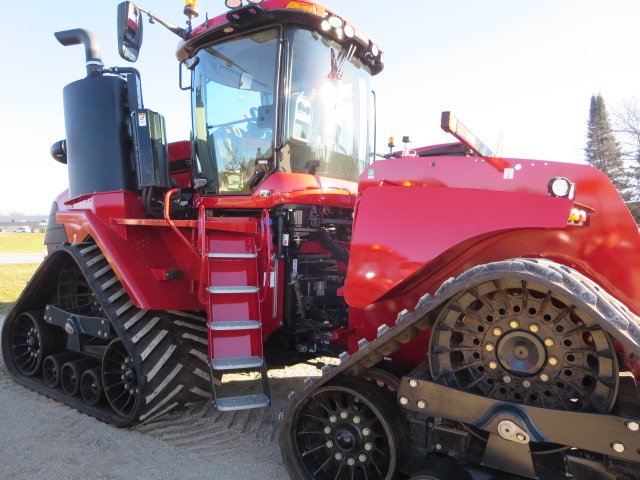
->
[120, 0, 384, 196]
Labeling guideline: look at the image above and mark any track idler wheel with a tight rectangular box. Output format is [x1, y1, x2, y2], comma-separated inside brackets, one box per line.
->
[80, 367, 104, 406]
[61, 358, 98, 396]
[430, 278, 619, 412]
[280, 376, 408, 480]
[7, 311, 60, 377]
[103, 338, 139, 418]
[43, 352, 81, 388]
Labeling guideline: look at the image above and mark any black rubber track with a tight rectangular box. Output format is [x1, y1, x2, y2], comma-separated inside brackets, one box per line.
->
[2, 243, 211, 426]
[279, 258, 640, 478]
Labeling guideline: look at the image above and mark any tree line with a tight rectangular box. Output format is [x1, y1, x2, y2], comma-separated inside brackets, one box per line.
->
[585, 94, 640, 205]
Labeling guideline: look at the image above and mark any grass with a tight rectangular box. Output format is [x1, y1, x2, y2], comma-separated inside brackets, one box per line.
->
[0, 232, 46, 254]
[0, 263, 40, 316]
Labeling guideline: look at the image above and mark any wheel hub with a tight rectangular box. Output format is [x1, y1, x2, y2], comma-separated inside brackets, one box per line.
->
[335, 426, 358, 451]
[497, 330, 545, 375]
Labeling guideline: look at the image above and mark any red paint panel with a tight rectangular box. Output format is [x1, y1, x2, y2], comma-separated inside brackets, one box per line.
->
[345, 187, 572, 308]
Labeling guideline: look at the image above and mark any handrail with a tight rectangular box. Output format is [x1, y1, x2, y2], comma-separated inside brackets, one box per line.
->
[258, 209, 272, 303]
[163, 188, 200, 258]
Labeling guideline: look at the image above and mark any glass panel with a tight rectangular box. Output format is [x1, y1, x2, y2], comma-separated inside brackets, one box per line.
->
[192, 29, 279, 194]
[282, 29, 371, 182]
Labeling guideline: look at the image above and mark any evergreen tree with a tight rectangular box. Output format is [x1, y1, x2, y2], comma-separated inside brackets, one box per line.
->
[585, 94, 632, 201]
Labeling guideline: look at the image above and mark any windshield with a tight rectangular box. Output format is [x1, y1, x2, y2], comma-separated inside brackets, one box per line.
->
[191, 27, 372, 194]
[192, 28, 279, 194]
[282, 28, 372, 182]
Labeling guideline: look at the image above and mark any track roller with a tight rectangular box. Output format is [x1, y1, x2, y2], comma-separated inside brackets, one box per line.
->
[43, 352, 81, 388]
[61, 358, 99, 396]
[81, 367, 104, 406]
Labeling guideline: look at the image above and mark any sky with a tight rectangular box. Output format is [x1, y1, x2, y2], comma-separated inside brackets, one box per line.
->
[1, 0, 638, 214]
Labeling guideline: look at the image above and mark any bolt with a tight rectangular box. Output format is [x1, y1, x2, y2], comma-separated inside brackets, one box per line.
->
[503, 375, 512, 384]
[347, 457, 356, 466]
[522, 380, 531, 388]
[544, 338, 555, 347]
[435, 444, 442, 451]
[516, 433, 526, 441]
[486, 343, 495, 352]
[549, 357, 559, 366]
[529, 324, 540, 333]
[359, 454, 367, 462]
[612, 442, 625, 453]
[102, 320, 107, 325]
[417, 400, 427, 409]
[493, 327, 503, 336]
[121, 375, 125, 380]
[409, 379, 418, 388]
[335, 452, 343, 460]
[122, 365, 126, 371]
[510, 320, 520, 329]
[353, 416, 361, 424]
[362, 428, 371, 436]
[364, 443, 373, 451]
[540, 374, 549, 382]
[399, 396, 409, 405]
[98, 330, 103, 336]
[326, 440, 334, 448]
[329, 415, 337, 423]
[489, 361, 498, 369]
[626, 421, 640, 432]
[324, 427, 331, 435]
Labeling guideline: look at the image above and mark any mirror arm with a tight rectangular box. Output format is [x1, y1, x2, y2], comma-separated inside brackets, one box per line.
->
[137, 7, 190, 40]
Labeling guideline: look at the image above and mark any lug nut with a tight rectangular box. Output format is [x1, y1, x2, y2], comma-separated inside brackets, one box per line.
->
[540, 374, 549, 382]
[364, 443, 373, 451]
[353, 416, 361, 424]
[359, 454, 367, 462]
[612, 442, 625, 453]
[335, 452, 343, 460]
[324, 427, 332, 434]
[522, 380, 531, 388]
[544, 338, 555, 347]
[489, 361, 498, 369]
[362, 428, 371, 436]
[485, 343, 495, 352]
[510, 320, 520, 329]
[435, 444, 442, 450]
[340, 411, 348, 419]
[399, 396, 409, 405]
[493, 327, 503, 336]
[626, 421, 639, 432]
[417, 400, 427, 409]
[326, 440, 334, 448]
[549, 357, 559, 366]
[329, 415, 337, 423]
[347, 457, 355, 466]
[503, 375, 512, 384]
[409, 379, 418, 388]
[529, 324, 540, 333]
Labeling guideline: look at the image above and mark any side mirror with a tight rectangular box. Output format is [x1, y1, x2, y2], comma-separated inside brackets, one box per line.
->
[117, 2, 144, 62]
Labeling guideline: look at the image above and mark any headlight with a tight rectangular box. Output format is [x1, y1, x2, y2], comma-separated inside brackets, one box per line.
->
[548, 177, 574, 199]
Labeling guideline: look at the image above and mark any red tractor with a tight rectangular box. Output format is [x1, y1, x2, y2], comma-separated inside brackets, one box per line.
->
[2, 1, 639, 478]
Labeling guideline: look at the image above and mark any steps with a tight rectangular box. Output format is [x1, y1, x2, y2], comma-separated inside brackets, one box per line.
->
[204, 220, 271, 411]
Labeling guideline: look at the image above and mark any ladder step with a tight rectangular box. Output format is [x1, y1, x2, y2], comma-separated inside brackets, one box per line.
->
[210, 321, 261, 331]
[216, 394, 270, 411]
[207, 253, 258, 259]
[211, 356, 264, 370]
[207, 286, 260, 294]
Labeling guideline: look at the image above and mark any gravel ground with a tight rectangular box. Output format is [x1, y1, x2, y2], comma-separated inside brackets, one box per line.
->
[0, 314, 324, 480]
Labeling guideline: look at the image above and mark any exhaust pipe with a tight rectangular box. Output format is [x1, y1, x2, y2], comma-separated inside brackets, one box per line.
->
[54, 28, 103, 76]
